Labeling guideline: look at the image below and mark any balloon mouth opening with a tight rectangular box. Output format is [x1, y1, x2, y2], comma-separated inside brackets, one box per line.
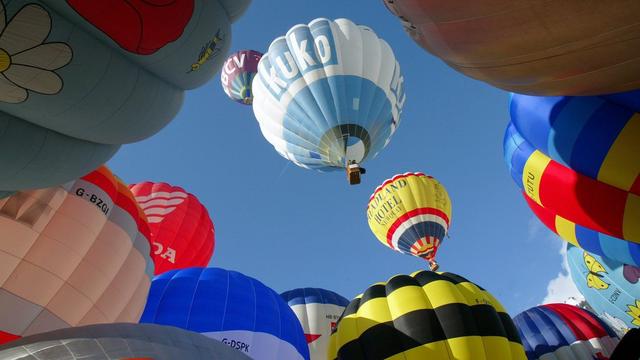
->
[320, 124, 372, 168]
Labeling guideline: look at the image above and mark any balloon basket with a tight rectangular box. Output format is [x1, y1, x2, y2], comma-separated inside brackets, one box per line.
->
[347, 164, 363, 185]
[428, 260, 439, 272]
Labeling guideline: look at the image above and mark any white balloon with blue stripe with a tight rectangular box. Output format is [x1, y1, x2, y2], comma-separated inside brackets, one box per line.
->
[252, 18, 405, 182]
[281, 288, 349, 360]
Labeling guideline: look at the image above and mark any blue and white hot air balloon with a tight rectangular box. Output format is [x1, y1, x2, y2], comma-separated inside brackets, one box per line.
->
[140, 267, 310, 360]
[567, 243, 640, 333]
[281, 288, 349, 360]
[252, 18, 406, 184]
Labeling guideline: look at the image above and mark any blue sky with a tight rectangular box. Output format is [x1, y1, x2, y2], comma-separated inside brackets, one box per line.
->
[108, 0, 577, 316]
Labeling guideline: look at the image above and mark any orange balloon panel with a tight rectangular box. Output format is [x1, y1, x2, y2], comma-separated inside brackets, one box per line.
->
[383, 0, 640, 96]
[0, 166, 153, 344]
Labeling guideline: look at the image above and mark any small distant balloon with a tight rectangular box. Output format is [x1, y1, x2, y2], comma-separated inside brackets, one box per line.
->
[221, 50, 263, 104]
[367, 172, 451, 270]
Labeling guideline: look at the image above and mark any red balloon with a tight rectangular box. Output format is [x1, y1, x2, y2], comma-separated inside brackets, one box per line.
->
[129, 182, 214, 275]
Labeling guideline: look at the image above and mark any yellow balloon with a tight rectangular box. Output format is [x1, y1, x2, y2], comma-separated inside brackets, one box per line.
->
[367, 172, 451, 269]
[329, 270, 527, 360]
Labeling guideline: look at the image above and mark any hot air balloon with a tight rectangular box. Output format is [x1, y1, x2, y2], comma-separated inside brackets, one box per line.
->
[221, 50, 263, 104]
[329, 270, 526, 360]
[129, 182, 214, 275]
[252, 18, 406, 185]
[367, 172, 451, 270]
[503, 92, 640, 265]
[281, 288, 349, 360]
[383, 0, 640, 96]
[567, 244, 640, 332]
[513, 303, 620, 359]
[140, 267, 310, 360]
[0, 323, 251, 360]
[0, 166, 153, 344]
[0, 0, 251, 195]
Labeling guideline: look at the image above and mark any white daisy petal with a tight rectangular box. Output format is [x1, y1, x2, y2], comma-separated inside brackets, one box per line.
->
[0, 73, 26, 103]
[0, 4, 51, 55]
[12, 43, 72, 70]
[4, 64, 62, 95]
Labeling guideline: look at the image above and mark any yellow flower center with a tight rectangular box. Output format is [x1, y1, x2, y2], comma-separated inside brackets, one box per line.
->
[0, 49, 10, 72]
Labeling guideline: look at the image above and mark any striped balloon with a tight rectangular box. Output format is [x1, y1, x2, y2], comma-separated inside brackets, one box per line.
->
[329, 271, 526, 359]
[141, 267, 310, 360]
[281, 288, 350, 360]
[367, 172, 451, 270]
[129, 182, 214, 275]
[503, 93, 640, 265]
[252, 18, 405, 183]
[221, 50, 263, 104]
[0, 166, 153, 344]
[514, 303, 619, 359]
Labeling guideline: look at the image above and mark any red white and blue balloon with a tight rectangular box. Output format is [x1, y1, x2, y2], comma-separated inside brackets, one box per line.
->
[281, 288, 349, 360]
[513, 303, 619, 360]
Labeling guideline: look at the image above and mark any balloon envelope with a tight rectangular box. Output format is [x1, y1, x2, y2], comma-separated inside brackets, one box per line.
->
[252, 18, 405, 176]
[141, 267, 310, 360]
[221, 50, 263, 104]
[0, 166, 153, 344]
[281, 288, 349, 360]
[383, 0, 640, 96]
[129, 182, 214, 275]
[503, 92, 640, 265]
[329, 271, 526, 359]
[513, 303, 619, 359]
[0, 323, 251, 360]
[0, 0, 250, 194]
[367, 172, 451, 267]
[567, 244, 640, 332]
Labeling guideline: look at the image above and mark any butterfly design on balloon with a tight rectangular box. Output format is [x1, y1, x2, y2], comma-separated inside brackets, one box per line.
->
[584, 252, 610, 290]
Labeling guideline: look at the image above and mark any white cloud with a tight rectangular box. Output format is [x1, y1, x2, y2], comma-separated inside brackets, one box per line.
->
[541, 237, 585, 305]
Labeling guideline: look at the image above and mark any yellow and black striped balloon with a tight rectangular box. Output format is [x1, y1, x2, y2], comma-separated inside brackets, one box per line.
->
[328, 271, 526, 360]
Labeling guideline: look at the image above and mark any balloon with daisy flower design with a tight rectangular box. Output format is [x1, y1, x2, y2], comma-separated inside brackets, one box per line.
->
[0, 0, 250, 195]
